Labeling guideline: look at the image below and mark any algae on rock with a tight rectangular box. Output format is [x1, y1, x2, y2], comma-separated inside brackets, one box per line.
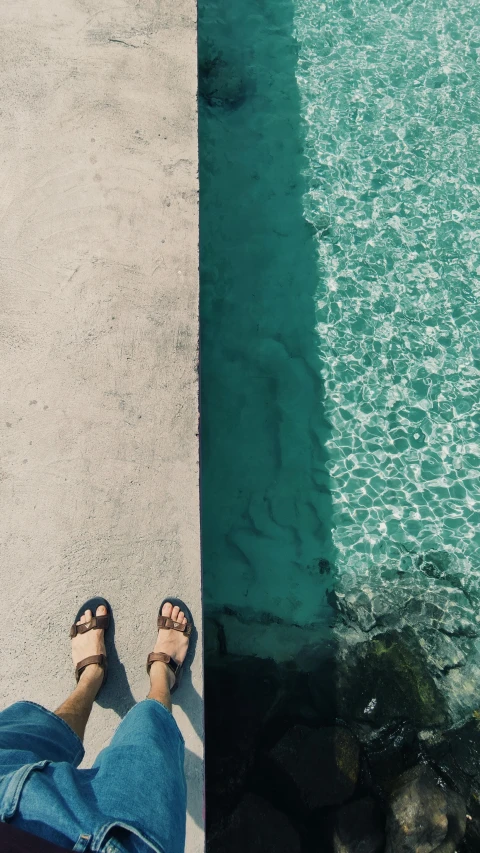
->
[337, 628, 449, 730]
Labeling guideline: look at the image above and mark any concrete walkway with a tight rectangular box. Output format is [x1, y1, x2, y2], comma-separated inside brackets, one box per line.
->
[0, 0, 202, 850]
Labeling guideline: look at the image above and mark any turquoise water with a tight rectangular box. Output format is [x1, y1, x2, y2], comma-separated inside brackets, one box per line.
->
[200, 0, 480, 719]
[199, 0, 336, 653]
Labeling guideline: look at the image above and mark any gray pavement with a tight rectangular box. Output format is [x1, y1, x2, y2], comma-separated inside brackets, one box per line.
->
[0, 0, 203, 849]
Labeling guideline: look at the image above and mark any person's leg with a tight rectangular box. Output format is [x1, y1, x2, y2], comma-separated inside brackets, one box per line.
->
[146, 601, 190, 712]
[54, 600, 189, 740]
[147, 661, 173, 712]
[54, 605, 107, 742]
[85, 602, 191, 853]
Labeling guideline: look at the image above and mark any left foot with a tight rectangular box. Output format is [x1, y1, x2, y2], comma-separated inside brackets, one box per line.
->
[71, 605, 107, 693]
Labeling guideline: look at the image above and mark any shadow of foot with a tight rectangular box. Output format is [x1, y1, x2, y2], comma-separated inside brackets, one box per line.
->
[95, 607, 136, 718]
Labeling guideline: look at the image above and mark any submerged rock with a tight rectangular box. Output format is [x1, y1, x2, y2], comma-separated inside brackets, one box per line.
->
[423, 718, 480, 821]
[337, 629, 450, 730]
[205, 653, 473, 850]
[363, 721, 421, 796]
[333, 797, 385, 853]
[333, 547, 480, 727]
[207, 793, 301, 853]
[461, 793, 480, 852]
[205, 656, 281, 831]
[385, 765, 466, 853]
[270, 724, 360, 810]
[307, 656, 338, 721]
[447, 720, 480, 784]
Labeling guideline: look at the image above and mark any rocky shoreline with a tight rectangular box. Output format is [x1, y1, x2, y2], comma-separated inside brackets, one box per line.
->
[205, 624, 480, 852]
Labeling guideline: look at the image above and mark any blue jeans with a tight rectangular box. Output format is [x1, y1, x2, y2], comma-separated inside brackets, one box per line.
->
[0, 699, 186, 853]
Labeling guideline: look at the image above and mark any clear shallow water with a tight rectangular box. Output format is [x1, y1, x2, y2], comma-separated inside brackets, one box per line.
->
[295, 0, 480, 717]
[200, 0, 480, 719]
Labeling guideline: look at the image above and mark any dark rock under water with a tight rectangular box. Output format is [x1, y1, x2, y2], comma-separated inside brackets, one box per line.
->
[205, 636, 480, 852]
[385, 766, 466, 853]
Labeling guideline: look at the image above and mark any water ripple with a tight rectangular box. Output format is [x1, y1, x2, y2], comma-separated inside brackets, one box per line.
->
[296, 0, 480, 718]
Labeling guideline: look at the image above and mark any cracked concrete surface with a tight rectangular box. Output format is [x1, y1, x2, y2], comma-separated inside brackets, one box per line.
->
[0, 0, 202, 849]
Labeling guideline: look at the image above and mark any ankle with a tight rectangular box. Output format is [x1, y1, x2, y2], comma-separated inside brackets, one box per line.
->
[76, 664, 104, 693]
[149, 660, 175, 691]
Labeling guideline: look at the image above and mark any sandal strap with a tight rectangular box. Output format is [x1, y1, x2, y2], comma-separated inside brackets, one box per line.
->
[75, 654, 107, 682]
[146, 652, 181, 679]
[70, 615, 109, 638]
[157, 615, 192, 636]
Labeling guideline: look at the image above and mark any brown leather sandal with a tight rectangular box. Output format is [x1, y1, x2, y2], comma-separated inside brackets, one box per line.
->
[146, 598, 193, 693]
[70, 596, 110, 687]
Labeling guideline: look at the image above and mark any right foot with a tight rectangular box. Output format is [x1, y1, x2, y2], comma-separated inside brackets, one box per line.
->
[149, 602, 190, 690]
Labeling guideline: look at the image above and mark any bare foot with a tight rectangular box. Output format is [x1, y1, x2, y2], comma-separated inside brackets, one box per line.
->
[71, 605, 107, 693]
[149, 602, 190, 690]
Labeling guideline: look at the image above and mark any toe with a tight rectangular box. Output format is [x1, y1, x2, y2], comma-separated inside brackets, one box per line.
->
[96, 605, 107, 618]
[162, 602, 173, 618]
[178, 610, 185, 624]
[171, 605, 180, 622]
[85, 609, 93, 625]
[77, 611, 86, 626]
